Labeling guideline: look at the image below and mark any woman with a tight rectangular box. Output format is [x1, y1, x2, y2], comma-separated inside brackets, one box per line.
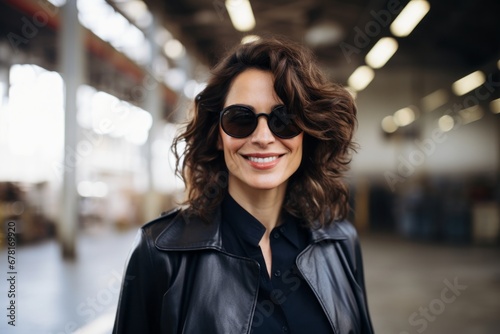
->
[113, 37, 373, 334]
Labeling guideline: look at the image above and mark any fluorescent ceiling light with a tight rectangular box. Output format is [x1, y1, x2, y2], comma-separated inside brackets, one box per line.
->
[225, 0, 256, 32]
[451, 71, 485, 96]
[47, 0, 66, 6]
[347, 66, 375, 91]
[381, 116, 398, 133]
[390, 0, 430, 37]
[365, 37, 398, 69]
[490, 98, 500, 114]
[459, 105, 484, 124]
[438, 115, 454, 132]
[421, 89, 448, 112]
[344, 86, 358, 99]
[241, 35, 260, 44]
[393, 107, 415, 126]
[164, 39, 185, 59]
[116, 1, 153, 28]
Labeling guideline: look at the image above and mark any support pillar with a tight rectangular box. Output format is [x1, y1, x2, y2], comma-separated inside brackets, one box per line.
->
[142, 16, 163, 222]
[59, 0, 84, 259]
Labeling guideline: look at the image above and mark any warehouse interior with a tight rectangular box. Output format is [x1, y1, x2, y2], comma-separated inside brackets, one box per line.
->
[0, 0, 499, 333]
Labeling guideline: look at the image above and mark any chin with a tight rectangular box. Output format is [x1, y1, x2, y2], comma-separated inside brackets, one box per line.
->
[245, 176, 285, 191]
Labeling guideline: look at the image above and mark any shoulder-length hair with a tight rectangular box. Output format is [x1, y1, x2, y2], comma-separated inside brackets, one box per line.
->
[172, 36, 357, 227]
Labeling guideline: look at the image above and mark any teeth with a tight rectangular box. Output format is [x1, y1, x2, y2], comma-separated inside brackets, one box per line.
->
[248, 156, 278, 163]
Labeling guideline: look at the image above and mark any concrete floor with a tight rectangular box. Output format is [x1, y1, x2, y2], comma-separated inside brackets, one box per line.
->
[1, 228, 499, 334]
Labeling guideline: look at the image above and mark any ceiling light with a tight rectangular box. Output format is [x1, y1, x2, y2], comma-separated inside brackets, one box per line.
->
[459, 105, 484, 124]
[225, 0, 256, 32]
[365, 37, 398, 69]
[393, 107, 415, 126]
[421, 89, 448, 112]
[438, 115, 454, 132]
[47, 0, 66, 6]
[347, 66, 375, 91]
[490, 98, 500, 114]
[241, 35, 260, 44]
[155, 28, 172, 45]
[459, 105, 483, 124]
[164, 39, 185, 59]
[305, 22, 344, 47]
[451, 71, 485, 96]
[344, 86, 357, 99]
[163, 68, 187, 91]
[118, 1, 152, 28]
[381, 116, 398, 133]
[390, 0, 430, 37]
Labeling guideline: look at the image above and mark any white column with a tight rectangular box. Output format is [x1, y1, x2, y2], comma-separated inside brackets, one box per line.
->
[59, 0, 84, 259]
[142, 16, 163, 222]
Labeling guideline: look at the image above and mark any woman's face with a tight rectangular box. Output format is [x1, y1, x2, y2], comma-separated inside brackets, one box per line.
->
[219, 68, 303, 196]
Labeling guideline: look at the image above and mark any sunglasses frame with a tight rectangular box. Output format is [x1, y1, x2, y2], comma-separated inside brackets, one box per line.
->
[219, 104, 301, 139]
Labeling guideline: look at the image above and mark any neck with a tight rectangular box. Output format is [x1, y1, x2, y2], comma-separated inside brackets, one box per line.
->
[228, 178, 287, 232]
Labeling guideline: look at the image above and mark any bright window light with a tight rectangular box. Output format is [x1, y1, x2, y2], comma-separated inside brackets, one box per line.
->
[152, 122, 186, 194]
[347, 66, 375, 91]
[225, 0, 256, 32]
[390, 0, 430, 37]
[365, 37, 398, 69]
[77, 181, 109, 198]
[77, 0, 150, 65]
[451, 70, 486, 96]
[77, 85, 153, 145]
[0, 64, 64, 182]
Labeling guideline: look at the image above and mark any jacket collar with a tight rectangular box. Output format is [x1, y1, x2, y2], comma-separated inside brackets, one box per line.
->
[155, 206, 347, 251]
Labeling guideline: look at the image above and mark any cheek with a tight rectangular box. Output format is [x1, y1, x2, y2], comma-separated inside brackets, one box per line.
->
[288, 134, 304, 156]
[219, 130, 245, 155]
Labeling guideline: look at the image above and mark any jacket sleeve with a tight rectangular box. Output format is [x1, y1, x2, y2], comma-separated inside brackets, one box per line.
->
[112, 228, 164, 333]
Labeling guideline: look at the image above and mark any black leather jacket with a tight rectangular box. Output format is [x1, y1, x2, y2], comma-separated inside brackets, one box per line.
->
[113, 207, 374, 334]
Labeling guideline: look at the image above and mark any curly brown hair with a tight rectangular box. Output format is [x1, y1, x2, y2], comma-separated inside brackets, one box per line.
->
[172, 36, 357, 227]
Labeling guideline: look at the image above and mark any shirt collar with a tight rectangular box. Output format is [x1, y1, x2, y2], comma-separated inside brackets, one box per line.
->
[221, 194, 304, 249]
[222, 194, 266, 247]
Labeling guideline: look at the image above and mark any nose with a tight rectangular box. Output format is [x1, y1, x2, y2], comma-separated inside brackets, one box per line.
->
[250, 115, 275, 146]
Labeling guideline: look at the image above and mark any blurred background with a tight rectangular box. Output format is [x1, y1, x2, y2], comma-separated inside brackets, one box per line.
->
[0, 0, 499, 333]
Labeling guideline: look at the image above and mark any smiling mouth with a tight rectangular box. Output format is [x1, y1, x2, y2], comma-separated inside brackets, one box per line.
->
[243, 154, 284, 164]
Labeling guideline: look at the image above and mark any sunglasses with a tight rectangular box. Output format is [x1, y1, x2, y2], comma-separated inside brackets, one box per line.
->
[219, 104, 301, 139]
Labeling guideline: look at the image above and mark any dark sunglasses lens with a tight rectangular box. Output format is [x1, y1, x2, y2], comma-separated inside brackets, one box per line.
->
[269, 106, 301, 138]
[222, 106, 256, 138]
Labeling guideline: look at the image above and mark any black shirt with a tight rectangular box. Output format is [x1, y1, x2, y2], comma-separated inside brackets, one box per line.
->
[221, 194, 332, 334]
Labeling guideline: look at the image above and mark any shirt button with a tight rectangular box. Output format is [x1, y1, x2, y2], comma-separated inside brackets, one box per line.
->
[279, 226, 286, 233]
[273, 232, 280, 239]
[274, 270, 281, 277]
[282, 325, 288, 332]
